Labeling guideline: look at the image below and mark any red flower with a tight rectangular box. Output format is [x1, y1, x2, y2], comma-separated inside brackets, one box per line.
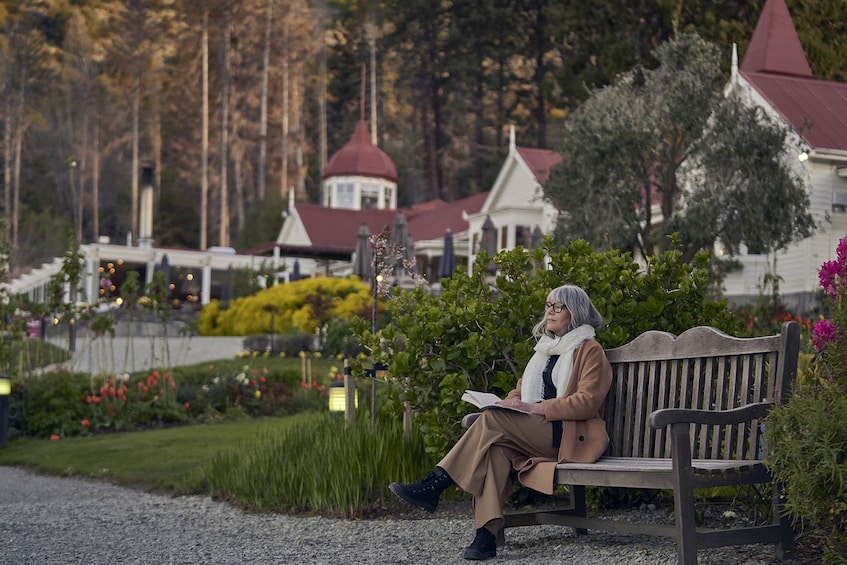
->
[81, 419, 90, 428]
[259, 376, 266, 383]
[184, 402, 190, 409]
[50, 434, 60, 441]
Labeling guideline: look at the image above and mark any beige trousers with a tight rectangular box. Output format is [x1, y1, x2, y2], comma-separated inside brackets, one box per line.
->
[437, 409, 559, 533]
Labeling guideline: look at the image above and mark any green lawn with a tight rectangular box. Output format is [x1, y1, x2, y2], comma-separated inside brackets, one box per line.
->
[0, 415, 310, 494]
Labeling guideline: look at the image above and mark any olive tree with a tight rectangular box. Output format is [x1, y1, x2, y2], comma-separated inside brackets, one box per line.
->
[546, 33, 814, 261]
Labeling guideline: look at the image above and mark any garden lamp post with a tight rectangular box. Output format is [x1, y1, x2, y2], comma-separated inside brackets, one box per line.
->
[262, 304, 278, 353]
[0, 375, 10, 447]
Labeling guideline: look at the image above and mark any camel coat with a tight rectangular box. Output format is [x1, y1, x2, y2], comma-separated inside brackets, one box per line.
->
[506, 338, 612, 494]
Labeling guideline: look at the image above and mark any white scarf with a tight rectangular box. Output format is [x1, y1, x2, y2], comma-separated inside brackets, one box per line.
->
[520, 324, 596, 403]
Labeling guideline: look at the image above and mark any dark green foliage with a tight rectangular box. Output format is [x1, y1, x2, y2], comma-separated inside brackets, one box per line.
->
[22, 371, 92, 438]
[321, 317, 365, 359]
[765, 381, 847, 562]
[356, 239, 738, 455]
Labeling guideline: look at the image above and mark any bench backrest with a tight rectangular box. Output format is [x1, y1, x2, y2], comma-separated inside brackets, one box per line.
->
[601, 321, 800, 461]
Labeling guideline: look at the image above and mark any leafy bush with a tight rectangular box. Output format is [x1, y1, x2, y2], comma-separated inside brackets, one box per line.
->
[355, 239, 739, 456]
[766, 381, 847, 561]
[22, 370, 91, 438]
[11, 357, 344, 439]
[197, 277, 372, 336]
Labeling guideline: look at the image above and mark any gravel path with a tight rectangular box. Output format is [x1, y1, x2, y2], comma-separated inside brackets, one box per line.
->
[0, 466, 781, 565]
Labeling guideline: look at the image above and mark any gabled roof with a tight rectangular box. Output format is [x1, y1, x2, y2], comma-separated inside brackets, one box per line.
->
[516, 147, 562, 185]
[739, 0, 847, 152]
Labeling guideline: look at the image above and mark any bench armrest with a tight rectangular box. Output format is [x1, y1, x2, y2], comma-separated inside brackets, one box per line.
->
[647, 401, 772, 430]
[462, 412, 482, 428]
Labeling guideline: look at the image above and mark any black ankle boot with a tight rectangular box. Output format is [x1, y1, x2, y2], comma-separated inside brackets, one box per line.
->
[463, 527, 496, 560]
[388, 467, 454, 513]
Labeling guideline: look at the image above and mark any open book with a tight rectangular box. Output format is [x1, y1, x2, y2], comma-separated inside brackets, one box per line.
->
[461, 390, 530, 414]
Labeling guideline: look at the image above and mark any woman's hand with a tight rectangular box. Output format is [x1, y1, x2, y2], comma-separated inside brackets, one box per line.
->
[496, 399, 544, 416]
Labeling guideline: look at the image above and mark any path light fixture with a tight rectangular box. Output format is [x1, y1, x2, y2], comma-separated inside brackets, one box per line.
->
[0, 375, 10, 447]
[328, 364, 357, 419]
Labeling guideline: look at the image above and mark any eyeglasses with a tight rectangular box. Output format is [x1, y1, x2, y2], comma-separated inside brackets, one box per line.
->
[544, 302, 567, 313]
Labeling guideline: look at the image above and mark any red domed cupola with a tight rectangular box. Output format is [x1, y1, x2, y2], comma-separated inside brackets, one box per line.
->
[323, 120, 398, 183]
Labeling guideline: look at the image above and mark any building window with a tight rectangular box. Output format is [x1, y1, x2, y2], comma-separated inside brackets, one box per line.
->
[384, 187, 393, 209]
[336, 183, 355, 208]
[361, 183, 379, 209]
[501, 226, 508, 249]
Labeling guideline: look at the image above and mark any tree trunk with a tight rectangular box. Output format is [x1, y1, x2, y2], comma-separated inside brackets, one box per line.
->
[367, 15, 377, 144]
[292, 67, 306, 202]
[12, 67, 27, 246]
[318, 18, 327, 184]
[219, 12, 231, 247]
[3, 91, 12, 242]
[280, 20, 289, 201]
[533, 0, 547, 149]
[131, 73, 140, 244]
[93, 123, 100, 241]
[201, 9, 209, 250]
[257, 0, 273, 202]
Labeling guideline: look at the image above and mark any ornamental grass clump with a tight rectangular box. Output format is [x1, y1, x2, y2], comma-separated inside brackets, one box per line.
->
[765, 238, 847, 562]
[207, 411, 432, 517]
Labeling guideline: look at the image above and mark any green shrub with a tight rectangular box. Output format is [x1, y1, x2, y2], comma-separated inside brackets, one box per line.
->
[207, 411, 432, 517]
[22, 370, 92, 437]
[11, 357, 345, 439]
[355, 239, 739, 456]
[766, 381, 847, 561]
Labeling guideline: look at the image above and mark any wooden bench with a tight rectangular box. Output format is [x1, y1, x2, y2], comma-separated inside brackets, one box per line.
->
[482, 321, 800, 564]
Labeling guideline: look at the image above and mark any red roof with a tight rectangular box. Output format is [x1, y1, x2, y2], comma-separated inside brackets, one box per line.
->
[407, 192, 488, 241]
[323, 121, 398, 182]
[297, 205, 396, 252]
[741, 0, 811, 77]
[293, 192, 487, 253]
[740, 0, 847, 152]
[516, 147, 562, 184]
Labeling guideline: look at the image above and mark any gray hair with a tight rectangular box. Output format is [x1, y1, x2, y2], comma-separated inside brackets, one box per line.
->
[532, 284, 604, 338]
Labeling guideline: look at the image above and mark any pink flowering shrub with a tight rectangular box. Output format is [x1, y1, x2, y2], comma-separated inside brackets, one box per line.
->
[766, 238, 847, 561]
[810, 238, 847, 381]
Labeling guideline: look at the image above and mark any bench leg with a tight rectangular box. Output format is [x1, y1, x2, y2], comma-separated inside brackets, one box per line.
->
[570, 485, 588, 537]
[670, 423, 698, 565]
[773, 482, 795, 561]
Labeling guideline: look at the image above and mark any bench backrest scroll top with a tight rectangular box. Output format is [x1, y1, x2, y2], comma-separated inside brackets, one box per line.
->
[601, 321, 800, 461]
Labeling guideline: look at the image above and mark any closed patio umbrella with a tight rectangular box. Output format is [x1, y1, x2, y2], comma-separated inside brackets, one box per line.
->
[353, 223, 373, 281]
[390, 212, 415, 269]
[480, 216, 498, 275]
[289, 259, 302, 281]
[437, 229, 456, 279]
